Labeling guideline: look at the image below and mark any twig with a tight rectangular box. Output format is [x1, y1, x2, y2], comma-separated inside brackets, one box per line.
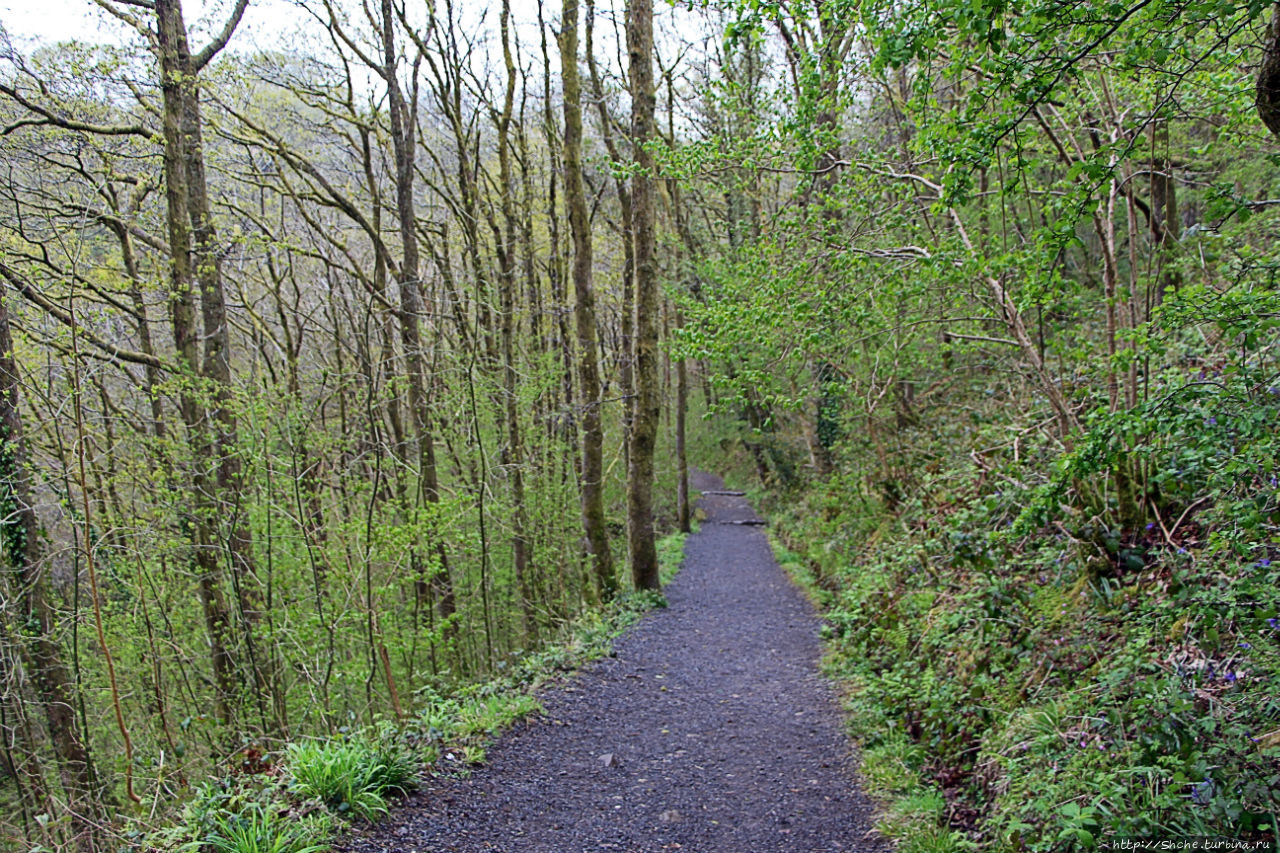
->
[1171, 496, 1210, 538]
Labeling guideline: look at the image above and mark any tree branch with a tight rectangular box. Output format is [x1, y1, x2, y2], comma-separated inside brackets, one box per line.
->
[943, 331, 1020, 347]
[0, 262, 169, 371]
[192, 0, 250, 71]
[0, 84, 154, 138]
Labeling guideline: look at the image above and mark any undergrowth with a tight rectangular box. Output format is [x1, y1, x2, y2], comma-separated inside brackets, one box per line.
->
[753, 372, 1280, 851]
[138, 531, 687, 853]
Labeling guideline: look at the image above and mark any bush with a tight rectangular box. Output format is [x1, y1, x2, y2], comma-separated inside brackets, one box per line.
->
[758, 405, 1280, 850]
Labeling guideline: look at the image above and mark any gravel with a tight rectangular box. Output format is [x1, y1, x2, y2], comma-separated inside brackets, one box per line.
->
[337, 471, 885, 853]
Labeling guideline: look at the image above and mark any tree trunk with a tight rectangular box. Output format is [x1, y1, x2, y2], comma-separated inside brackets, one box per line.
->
[496, 0, 536, 639]
[380, 0, 457, 633]
[626, 0, 660, 590]
[585, 0, 636, 447]
[1149, 121, 1181, 306]
[154, 0, 241, 729]
[676, 311, 690, 534]
[0, 280, 102, 850]
[561, 0, 617, 600]
[1257, 2, 1280, 137]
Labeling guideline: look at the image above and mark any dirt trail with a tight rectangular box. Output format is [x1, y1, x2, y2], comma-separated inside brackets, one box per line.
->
[339, 471, 884, 852]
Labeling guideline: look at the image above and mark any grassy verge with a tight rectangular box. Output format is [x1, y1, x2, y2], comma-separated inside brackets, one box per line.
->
[135, 531, 689, 853]
[772, 536, 969, 853]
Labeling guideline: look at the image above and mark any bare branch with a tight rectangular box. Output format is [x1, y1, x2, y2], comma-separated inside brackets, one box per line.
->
[192, 0, 250, 71]
[943, 331, 1020, 347]
[0, 262, 170, 371]
[0, 84, 154, 138]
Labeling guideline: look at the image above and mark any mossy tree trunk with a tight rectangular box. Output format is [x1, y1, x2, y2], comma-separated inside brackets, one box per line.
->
[626, 0, 660, 591]
[561, 0, 617, 601]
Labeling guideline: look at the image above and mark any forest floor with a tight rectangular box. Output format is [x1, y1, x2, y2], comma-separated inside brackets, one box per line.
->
[337, 471, 884, 853]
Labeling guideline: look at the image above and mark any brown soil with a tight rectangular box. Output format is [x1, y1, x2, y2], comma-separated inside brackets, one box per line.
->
[338, 471, 885, 852]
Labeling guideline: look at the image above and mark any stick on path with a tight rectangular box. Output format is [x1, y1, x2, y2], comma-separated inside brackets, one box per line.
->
[340, 471, 885, 852]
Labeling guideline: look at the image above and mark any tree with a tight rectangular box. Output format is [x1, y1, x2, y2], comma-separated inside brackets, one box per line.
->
[561, 0, 617, 600]
[152, 0, 279, 730]
[0, 279, 103, 850]
[626, 0, 661, 590]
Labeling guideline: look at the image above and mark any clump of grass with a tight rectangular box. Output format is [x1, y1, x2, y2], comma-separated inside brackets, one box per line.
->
[188, 803, 331, 853]
[369, 742, 419, 796]
[285, 741, 392, 821]
[456, 693, 543, 739]
[657, 530, 689, 584]
[165, 780, 333, 853]
[361, 723, 421, 796]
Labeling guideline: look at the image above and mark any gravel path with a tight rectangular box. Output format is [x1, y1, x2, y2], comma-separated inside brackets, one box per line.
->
[339, 471, 884, 853]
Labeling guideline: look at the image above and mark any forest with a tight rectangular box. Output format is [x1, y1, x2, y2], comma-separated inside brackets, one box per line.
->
[0, 0, 1278, 849]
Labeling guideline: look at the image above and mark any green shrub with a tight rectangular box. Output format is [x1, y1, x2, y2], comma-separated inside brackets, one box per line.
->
[758, 397, 1280, 851]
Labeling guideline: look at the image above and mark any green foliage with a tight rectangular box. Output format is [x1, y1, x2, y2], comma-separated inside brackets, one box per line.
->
[361, 727, 421, 797]
[657, 530, 689, 586]
[183, 804, 330, 853]
[157, 778, 333, 853]
[683, 0, 1280, 843]
[285, 741, 392, 821]
[753, 430, 1280, 850]
[141, 528, 688, 851]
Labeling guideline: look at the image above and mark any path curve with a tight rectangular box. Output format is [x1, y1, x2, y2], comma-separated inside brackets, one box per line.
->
[339, 471, 884, 852]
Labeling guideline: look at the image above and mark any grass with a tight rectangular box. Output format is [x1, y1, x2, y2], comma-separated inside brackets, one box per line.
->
[769, 523, 976, 853]
[285, 741, 392, 821]
[184, 804, 331, 853]
[754, 450, 1280, 852]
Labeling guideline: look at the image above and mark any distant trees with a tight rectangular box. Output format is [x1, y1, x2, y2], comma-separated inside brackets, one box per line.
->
[0, 0, 706, 845]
